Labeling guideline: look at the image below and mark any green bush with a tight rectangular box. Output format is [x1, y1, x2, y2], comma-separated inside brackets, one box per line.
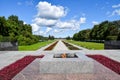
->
[106, 36, 117, 41]
[0, 36, 10, 42]
[0, 35, 3, 41]
[117, 32, 120, 40]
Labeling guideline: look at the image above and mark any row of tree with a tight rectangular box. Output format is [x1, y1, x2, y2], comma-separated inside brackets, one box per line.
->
[73, 20, 120, 41]
[48, 35, 55, 40]
[0, 15, 53, 45]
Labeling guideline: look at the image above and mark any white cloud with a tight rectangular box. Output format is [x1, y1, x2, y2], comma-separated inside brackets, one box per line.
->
[31, 23, 40, 32]
[56, 21, 74, 29]
[31, 1, 86, 36]
[56, 17, 86, 30]
[108, 4, 120, 16]
[31, 1, 67, 34]
[44, 27, 52, 34]
[34, 31, 44, 35]
[39, 31, 44, 34]
[112, 9, 120, 16]
[36, 1, 66, 19]
[92, 21, 99, 25]
[54, 29, 60, 33]
[17, 1, 34, 6]
[23, 21, 27, 24]
[80, 17, 86, 24]
[33, 27, 52, 35]
[112, 4, 120, 8]
[54, 29, 59, 33]
[33, 17, 57, 27]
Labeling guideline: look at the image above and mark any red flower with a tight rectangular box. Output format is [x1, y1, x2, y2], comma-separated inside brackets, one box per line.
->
[87, 54, 120, 75]
[0, 55, 44, 80]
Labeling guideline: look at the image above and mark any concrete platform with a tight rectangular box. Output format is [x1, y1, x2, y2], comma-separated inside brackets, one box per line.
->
[40, 53, 94, 73]
[13, 59, 120, 80]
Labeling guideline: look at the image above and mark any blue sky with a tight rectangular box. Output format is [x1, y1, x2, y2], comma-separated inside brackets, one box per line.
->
[0, 0, 120, 38]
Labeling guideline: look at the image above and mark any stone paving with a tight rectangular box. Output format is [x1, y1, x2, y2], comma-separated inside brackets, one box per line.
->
[53, 40, 68, 51]
[13, 59, 120, 80]
[0, 40, 120, 80]
[40, 53, 94, 74]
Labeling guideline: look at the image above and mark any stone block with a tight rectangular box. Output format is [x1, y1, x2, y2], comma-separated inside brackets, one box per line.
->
[39, 53, 94, 73]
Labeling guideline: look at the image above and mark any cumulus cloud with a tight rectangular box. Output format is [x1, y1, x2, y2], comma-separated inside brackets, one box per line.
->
[32, 1, 67, 35]
[110, 3, 120, 16]
[39, 27, 52, 35]
[56, 17, 86, 30]
[56, 21, 74, 29]
[112, 9, 120, 16]
[33, 27, 52, 35]
[31, 23, 40, 32]
[112, 4, 120, 8]
[46, 27, 52, 33]
[92, 21, 99, 25]
[34, 31, 44, 35]
[33, 17, 57, 27]
[31, 1, 86, 35]
[36, 1, 66, 19]
[54, 29, 59, 33]
[54, 29, 65, 33]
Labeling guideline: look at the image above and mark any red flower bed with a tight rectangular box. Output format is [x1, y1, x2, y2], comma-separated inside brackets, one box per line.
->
[87, 54, 120, 75]
[0, 55, 44, 80]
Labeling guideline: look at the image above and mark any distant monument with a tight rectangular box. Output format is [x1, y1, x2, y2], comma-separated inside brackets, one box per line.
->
[0, 41, 18, 51]
[104, 41, 120, 49]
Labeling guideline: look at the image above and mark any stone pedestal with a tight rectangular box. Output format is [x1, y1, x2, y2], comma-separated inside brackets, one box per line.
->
[40, 53, 94, 73]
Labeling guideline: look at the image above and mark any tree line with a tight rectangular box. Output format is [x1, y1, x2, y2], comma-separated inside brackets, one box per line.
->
[73, 20, 120, 42]
[0, 15, 54, 45]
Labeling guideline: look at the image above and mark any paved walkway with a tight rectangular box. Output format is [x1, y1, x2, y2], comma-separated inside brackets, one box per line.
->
[53, 40, 69, 51]
[0, 40, 120, 80]
[13, 59, 120, 80]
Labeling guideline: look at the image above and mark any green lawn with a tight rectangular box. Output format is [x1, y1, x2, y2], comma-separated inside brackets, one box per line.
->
[66, 40, 104, 50]
[18, 40, 54, 51]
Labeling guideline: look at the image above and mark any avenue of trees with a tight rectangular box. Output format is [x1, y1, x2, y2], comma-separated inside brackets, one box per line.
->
[0, 15, 53, 45]
[73, 20, 120, 42]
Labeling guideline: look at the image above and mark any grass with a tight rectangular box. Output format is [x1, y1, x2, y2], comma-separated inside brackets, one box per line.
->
[66, 40, 104, 50]
[18, 40, 54, 51]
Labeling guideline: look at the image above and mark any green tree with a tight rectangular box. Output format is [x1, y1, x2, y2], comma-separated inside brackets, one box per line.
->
[117, 30, 120, 40]
[90, 25, 99, 40]
[9, 33, 17, 42]
[78, 29, 91, 41]
[0, 16, 8, 36]
[66, 36, 71, 40]
[48, 35, 54, 40]
[73, 33, 79, 41]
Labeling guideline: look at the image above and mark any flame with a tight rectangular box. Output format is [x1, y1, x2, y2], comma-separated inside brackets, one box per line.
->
[61, 53, 67, 58]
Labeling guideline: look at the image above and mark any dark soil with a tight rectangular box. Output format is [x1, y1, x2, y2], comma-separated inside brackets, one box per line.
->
[62, 41, 81, 50]
[44, 41, 58, 50]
